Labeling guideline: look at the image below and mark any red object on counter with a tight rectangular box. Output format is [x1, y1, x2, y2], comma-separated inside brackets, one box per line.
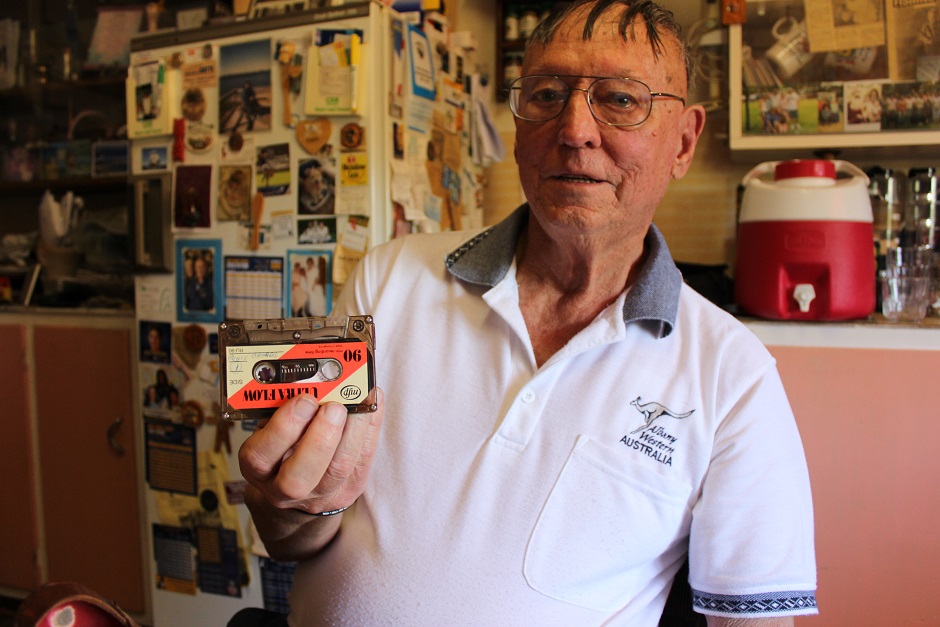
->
[734, 159, 876, 321]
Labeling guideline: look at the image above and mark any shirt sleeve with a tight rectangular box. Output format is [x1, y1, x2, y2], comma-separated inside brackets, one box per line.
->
[688, 360, 818, 618]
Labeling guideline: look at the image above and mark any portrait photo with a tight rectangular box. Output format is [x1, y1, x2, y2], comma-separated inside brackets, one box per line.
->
[176, 239, 223, 322]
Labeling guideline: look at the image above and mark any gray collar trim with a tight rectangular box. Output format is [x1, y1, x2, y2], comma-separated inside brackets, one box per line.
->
[445, 205, 680, 338]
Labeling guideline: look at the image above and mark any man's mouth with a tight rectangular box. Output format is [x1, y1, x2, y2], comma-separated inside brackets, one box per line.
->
[555, 174, 603, 184]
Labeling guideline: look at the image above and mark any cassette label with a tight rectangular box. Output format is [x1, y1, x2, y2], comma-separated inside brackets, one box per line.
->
[219, 315, 376, 421]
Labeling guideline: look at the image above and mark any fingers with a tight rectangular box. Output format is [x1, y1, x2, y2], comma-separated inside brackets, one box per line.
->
[276, 402, 350, 499]
[238, 388, 386, 509]
[282, 388, 385, 499]
[238, 394, 330, 482]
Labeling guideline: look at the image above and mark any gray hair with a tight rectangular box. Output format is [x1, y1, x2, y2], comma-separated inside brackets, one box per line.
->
[526, 0, 694, 92]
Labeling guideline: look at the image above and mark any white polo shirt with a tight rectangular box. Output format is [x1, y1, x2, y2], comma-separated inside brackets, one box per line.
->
[288, 207, 817, 625]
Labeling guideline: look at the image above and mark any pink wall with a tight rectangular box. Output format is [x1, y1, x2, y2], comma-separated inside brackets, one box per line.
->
[768, 346, 940, 625]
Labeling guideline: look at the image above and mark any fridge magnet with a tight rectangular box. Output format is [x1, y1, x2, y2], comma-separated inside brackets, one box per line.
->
[127, 57, 170, 138]
[298, 150, 336, 214]
[217, 165, 252, 222]
[304, 28, 363, 115]
[152, 524, 197, 594]
[141, 363, 183, 419]
[340, 121, 364, 150]
[223, 255, 284, 320]
[298, 216, 337, 245]
[295, 117, 332, 154]
[173, 164, 213, 229]
[221, 132, 255, 164]
[140, 320, 172, 364]
[176, 239, 223, 323]
[181, 87, 209, 122]
[219, 39, 273, 133]
[275, 38, 305, 127]
[92, 140, 129, 177]
[286, 249, 332, 316]
[256, 142, 290, 196]
[132, 139, 170, 174]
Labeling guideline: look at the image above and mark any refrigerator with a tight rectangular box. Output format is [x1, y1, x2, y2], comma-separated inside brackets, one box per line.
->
[127, 2, 486, 623]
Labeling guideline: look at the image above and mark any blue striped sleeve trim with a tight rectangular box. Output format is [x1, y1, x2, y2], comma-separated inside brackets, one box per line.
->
[692, 589, 818, 615]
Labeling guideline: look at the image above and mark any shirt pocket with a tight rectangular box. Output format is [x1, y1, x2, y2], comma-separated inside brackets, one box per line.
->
[523, 435, 693, 612]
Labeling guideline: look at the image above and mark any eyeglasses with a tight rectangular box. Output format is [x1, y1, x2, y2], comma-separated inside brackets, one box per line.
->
[508, 75, 686, 127]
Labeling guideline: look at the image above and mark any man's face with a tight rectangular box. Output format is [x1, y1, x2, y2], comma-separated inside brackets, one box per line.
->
[149, 329, 161, 351]
[514, 6, 702, 240]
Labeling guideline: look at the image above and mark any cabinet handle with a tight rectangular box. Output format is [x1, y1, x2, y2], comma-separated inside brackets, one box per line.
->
[107, 417, 126, 456]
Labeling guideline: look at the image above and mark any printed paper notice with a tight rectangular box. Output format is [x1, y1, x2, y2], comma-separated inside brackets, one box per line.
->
[805, 0, 886, 53]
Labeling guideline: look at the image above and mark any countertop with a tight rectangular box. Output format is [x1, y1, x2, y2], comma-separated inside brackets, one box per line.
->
[744, 315, 940, 350]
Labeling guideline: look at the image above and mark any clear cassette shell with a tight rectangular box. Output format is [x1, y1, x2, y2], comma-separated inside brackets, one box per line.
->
[218, 315, 376, 421]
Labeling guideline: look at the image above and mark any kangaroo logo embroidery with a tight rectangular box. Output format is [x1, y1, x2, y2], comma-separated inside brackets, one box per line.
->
[629, 396, 694, 434]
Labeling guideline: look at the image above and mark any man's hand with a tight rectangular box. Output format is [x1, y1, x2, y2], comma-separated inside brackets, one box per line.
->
[238, 389, 384, 561]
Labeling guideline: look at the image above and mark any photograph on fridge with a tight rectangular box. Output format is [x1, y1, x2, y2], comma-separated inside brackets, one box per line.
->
[219, 39, 273, 133]
[176, 239, 223, 323]
[173, 164, 213, 229]
[286, 249, 332, 316]
[256, 142, 290, 196]
[298, 216, 337, 244]
[217, 164, 253, 222]
[140, 320, 172, 364]
[140, 362, 183, 420]
[298, 150, 336, 214]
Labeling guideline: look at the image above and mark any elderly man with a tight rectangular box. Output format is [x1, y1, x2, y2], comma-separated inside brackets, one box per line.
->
[238, 1, 817, 624]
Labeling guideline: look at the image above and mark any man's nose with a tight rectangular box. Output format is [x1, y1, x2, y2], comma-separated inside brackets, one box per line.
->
[557, 88, 602, 146]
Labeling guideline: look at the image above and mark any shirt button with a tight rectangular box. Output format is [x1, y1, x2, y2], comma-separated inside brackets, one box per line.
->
[521, 390, 536, 404]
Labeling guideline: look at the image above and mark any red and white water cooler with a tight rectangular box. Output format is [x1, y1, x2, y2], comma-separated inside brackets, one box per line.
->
[734, 159, 875, 320]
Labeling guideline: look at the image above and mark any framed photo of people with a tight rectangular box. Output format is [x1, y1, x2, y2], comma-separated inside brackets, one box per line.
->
[285, 249, 332, 317]
[176, 239, 223, 323]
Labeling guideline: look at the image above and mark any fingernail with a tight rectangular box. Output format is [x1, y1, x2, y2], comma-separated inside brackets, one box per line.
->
[292, 395, 317, 420]
[321, 402, 347, 427]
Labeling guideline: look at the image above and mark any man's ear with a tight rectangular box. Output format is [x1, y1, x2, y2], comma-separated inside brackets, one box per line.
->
[671, 104, 707, 181]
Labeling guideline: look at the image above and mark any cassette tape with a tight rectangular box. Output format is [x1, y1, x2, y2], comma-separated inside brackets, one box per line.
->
[218, 315, 376, 421]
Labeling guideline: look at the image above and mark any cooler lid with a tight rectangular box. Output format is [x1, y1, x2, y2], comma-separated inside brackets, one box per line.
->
[775, 160, 836, 181]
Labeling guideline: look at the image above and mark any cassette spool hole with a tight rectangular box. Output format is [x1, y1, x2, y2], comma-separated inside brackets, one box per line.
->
[319, 358, 342, 380]
[253, 362, 277, 383]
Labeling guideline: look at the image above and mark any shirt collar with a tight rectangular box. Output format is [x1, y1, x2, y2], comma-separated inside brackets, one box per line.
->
[445, 205, 681, 338]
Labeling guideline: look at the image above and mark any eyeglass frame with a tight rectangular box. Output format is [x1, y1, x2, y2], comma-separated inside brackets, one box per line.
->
[507, 74, 687, 127]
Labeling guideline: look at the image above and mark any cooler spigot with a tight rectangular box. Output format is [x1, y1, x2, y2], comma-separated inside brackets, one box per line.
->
[793, 284, 816, 313]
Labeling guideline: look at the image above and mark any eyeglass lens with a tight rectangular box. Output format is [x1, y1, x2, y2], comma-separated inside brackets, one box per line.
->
[510, 76, 654, 126]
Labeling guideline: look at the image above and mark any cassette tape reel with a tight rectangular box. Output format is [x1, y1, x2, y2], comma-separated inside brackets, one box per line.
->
[218, 315, 376, 421]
